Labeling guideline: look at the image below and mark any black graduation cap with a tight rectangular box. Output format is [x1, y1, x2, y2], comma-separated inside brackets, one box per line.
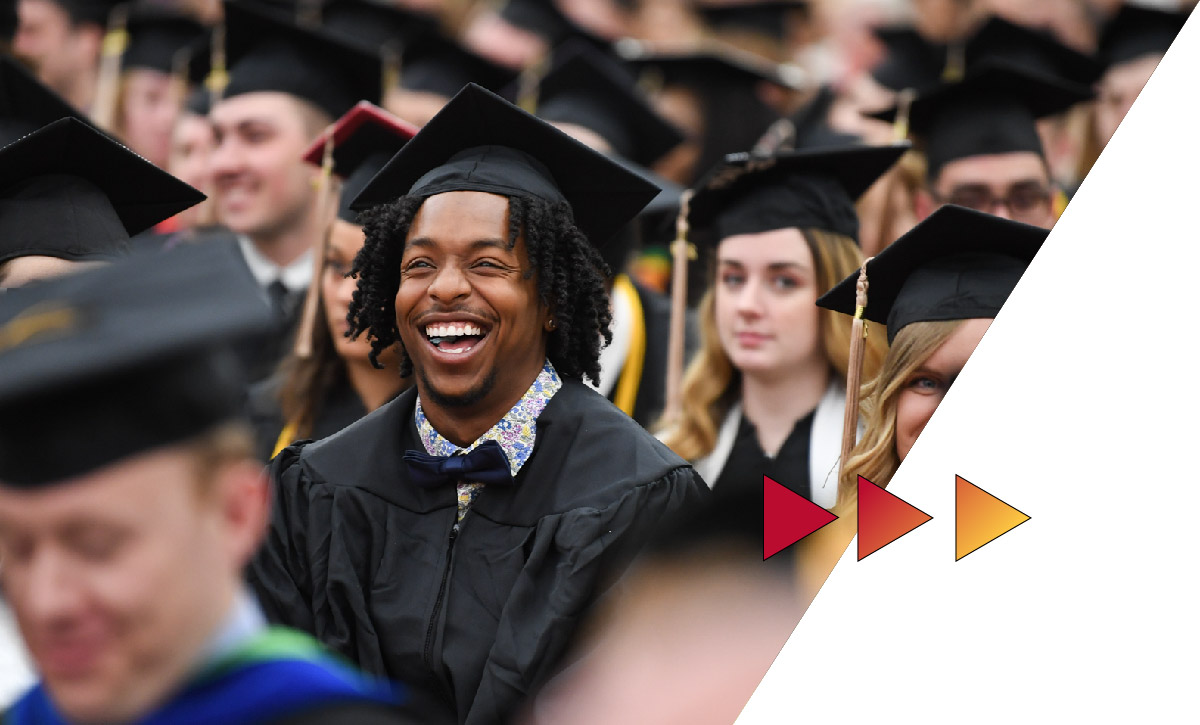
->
[617, 39, 808, 91]
[121, 5, 208, 75]
[0, 53, 94, 146]
[534, 41, 685, 168]
[301, 101, 418, 223]
[873, 62, 1093, 179]
[0, 243, 274, 487]
[754, 84, 862, 154]
[319, 0, 439, 54]
[696, 0, 809, 43]
[398, 32, 520, 100]
[220, 0, 383, 120]
[1098, 4, 1190, 69]
[350, 83, 660, 249]
[869, 25, 946, 93]
[0, 118, 205, 265]
[815, 205, 1047, 343]
[600, 151, 684, 275]
[962, 15, 1102, 87]
[688, 142, 910, 244]
[44, 0, 120, 25]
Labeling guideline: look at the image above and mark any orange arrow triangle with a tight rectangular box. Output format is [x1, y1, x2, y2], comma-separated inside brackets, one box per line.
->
[764, 476, 838, 560]
[955, 475, 1030, 561]
[857, 475, 932, 561]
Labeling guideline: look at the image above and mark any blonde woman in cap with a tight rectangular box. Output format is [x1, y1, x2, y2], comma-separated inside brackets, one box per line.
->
[660, 143, 905, 507]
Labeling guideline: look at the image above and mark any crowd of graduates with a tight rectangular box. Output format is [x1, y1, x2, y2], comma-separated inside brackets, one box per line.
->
[0, 0, 1190, 722]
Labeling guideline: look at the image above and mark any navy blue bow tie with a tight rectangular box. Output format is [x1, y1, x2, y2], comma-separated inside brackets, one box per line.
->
[403, 440, 514, 488]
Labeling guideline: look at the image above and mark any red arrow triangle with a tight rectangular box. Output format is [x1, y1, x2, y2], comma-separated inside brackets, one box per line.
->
[763, 476, 838, 560]
[857, 475, 932, 561]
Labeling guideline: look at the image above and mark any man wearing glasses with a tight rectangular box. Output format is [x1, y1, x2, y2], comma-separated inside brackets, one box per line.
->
[881, 62, 1094, 229]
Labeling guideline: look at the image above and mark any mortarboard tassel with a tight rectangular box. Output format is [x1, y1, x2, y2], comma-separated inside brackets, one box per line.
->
[516, 52, 550, 114]
[206, 24, 229, 97]
[942, 40, 965, 83]
[837, 258, 872, 486]
[382, 43, 402, 99]
[663, 188, 696, 427]
[293, 132, 338, 359]
[91, 3, 130, 133]
[891, 87, 916, 142]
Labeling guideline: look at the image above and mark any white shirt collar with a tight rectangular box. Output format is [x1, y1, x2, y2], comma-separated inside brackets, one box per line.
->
[196, 587, 267, 671]
[237, 235, 313, 292]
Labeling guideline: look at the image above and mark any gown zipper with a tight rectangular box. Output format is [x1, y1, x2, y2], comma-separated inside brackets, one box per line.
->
[423, 523, 458, 672]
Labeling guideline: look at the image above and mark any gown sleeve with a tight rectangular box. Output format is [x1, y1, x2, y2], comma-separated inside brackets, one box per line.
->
[249, 443, 393, 675]
[249, 444, 320, 635]
[466, 465, 708, 723]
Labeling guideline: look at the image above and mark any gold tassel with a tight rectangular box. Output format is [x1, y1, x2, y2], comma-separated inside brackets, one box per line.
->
[892, 88, 916, 142]
[516, 51, 550, 114]
[91, 3, 130, 132]
[293, 132, 338, 359]
[382, 42, 401, 99]
[942, 41, 965, 83]
[662, 188, 695, 427]
[838, 257, 872, 485]
[206, 24, 230, 97]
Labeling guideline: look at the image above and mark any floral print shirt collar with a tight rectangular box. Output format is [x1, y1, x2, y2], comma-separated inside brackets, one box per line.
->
[414, 360, 562, 479]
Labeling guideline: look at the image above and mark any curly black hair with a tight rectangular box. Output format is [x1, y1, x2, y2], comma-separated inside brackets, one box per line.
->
[346, 193, 613, 385]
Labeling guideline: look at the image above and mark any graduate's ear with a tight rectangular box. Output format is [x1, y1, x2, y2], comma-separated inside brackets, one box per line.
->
[213, 461, 272, 570]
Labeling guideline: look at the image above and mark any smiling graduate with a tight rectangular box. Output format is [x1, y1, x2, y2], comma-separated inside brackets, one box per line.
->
[248, 83, 710, 725]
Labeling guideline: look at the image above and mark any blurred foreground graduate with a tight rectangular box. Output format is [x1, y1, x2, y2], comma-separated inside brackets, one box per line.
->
[249, 83, 709, 724]
[0, 245, 407, 724]
[521, 487, 801, 725]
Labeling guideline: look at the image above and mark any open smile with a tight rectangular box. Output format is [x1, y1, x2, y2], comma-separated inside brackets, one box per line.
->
[420, 320, 492, 361]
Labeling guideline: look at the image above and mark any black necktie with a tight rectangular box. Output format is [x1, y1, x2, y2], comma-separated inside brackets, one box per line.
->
[267, 280, 295, 321]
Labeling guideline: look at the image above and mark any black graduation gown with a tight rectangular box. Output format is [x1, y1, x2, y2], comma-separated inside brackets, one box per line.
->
[714, 411, 815, 499]
[249, 380, 709, 724]
[247, 372, 372, 463]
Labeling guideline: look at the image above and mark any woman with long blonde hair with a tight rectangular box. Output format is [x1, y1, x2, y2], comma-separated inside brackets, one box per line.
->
[817, 205, 1049, 507]
[661, 144, 906, 506]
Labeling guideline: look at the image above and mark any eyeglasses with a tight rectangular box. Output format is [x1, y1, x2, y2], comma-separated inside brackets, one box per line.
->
[934, 182, 1052, 222]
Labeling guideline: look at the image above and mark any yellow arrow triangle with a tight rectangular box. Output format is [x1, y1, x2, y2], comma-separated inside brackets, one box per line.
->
[955, 475, 1030, 561]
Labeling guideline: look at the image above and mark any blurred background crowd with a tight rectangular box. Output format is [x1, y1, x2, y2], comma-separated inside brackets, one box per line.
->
[0, 0, 1192, 721]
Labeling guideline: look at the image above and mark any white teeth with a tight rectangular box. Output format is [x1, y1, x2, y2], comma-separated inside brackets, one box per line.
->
[425, 323, 484, 339]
